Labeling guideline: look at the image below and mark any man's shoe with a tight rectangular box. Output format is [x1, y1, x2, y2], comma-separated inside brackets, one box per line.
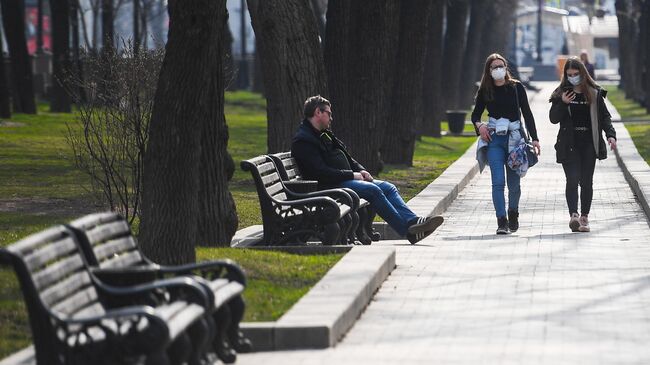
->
[507, 209, 519, 232]
[569, 213, 580, 232]
[407, 215, 444, 244]
[407, 230, 433, 244]
[578, 215, 590, 232]
[407, 215, 444, 235]
[496, 216, 509, 235]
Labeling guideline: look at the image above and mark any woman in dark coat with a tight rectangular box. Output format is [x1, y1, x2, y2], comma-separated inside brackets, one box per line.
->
[549, 57, 617, 233]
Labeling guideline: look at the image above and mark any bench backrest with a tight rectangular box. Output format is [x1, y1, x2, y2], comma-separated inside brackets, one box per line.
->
[0, 226, 105, 364]
[268, 152, 302, 181]
[68, 212, 147, 269]
[241, 154, 288, 208]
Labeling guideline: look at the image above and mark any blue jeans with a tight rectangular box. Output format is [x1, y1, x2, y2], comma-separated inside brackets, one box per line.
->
[487, 133, 521, 218]
[337, 179, 417, 236]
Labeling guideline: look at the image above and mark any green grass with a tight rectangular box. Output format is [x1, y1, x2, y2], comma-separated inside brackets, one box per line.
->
[197, 248, 344, 321]
[0, 92, 474, 358]
[607, 87, 650, 164]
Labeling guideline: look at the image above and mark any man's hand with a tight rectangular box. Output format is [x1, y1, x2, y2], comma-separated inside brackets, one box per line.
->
[360, 170, 374, 182]
[353, 172, 364, 180]
[608, 137, 617, 151]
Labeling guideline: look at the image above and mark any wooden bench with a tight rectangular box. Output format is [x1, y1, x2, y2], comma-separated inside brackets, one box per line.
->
[241, 155, 358, 245]
[0, 225, 212, 365]
[66, 211, 251, 363]
[269, 151, 380, 245]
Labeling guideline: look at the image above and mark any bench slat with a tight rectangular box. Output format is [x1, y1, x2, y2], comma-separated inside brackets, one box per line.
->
[257, 161, 276, 176]
[40, 271, 93, 307]
[100, 250, 143, 269]
[94, 236, 140, 262]
[86, 220, 131, 246]
[32, 255, 85, 291]
[8, 226, 68, 257]
[23, 237, 77, 272]
[261, 172, 281, 186]
[52, 286, 100, 317]
[266, 181, 284, 196]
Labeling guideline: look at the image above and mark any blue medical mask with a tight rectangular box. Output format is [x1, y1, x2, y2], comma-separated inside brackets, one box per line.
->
[568, 74, 581, 85]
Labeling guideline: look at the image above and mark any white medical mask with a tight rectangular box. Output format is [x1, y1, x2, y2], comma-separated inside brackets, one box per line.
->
[568, 74, 581, 85]
[491, 67, 506, 80]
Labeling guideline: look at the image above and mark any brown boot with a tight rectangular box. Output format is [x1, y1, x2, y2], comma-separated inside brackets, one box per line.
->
[578, 215, 590, 232]
[569, 213, 580, 232]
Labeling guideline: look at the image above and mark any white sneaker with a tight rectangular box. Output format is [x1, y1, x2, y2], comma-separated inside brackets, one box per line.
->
[569, 213, 580, 232]
[578, 215, 590, 232]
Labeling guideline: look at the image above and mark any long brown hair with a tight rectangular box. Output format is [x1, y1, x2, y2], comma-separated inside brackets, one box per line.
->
[476, 53, 518, 102]
[550, 56, 599, 104]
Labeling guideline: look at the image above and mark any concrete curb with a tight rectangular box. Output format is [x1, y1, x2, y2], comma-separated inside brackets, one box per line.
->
[240, 245, 396, 351]
[613, 123, 650, 221]
[373, 138, 480, 239]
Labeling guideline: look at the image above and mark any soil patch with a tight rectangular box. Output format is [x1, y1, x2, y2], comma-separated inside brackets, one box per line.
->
[0, 197, 104, 217]
[0, 121, 26, 127]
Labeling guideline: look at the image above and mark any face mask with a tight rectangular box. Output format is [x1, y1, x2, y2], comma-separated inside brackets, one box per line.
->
[491, 67, 506, 80]
[568, 74, 581, 85]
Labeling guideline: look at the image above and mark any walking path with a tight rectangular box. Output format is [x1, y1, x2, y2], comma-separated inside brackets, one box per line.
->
[237, 82, 650, 364]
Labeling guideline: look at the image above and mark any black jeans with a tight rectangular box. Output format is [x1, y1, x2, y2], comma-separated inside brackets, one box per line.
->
[561, 140, 597, 216]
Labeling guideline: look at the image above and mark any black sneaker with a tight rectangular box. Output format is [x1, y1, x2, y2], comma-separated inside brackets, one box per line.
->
[407, 215, 444, 244]
[508, 209, 519, 232]
[496, 216, 509, 235]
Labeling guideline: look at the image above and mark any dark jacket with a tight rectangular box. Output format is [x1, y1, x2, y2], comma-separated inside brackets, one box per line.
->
[291, 119, 365, 187]
[549, 87, 616, 163]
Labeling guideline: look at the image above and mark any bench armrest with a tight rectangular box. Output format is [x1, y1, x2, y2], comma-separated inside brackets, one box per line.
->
[158, 259, 247, 287]
[94, 276, 210, 309]
[284, 180, 318, 194]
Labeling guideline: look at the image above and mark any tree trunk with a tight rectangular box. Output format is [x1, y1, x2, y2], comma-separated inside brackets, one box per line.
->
[459, 0, 489, 109]
[141, 0, 232, 262]
[325, 0, 400, 175]
[0, 13, 11, 118]
[50, 0, 72, 112]
[441, 0, 469, 111]
[247, 0, 327, 153]
[101, 0, 114, 50]
[381, 0, 433, 165]
[420, 1, 445, 138]
[133, 0, 140, 50]
[643, 0, 650, 113]
[0, 0, 36, 114]
[616, 0, 633, 96]
[637, 0, 648, 108]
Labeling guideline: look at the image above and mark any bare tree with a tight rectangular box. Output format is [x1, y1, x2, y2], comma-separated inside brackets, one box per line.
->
[140, 0, 235, 263]
[0, 0, 36, 114]
[66, 43, 162, 224]
[247, 0, 327, 153]
[382, 0, 434, 165]
[420, 1, 446, 138]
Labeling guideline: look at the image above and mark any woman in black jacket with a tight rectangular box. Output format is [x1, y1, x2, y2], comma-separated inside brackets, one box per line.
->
[549, 57, 617, 233]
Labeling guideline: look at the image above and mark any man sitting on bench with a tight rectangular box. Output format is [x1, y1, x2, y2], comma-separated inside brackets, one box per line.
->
[291, 95, 444, 244]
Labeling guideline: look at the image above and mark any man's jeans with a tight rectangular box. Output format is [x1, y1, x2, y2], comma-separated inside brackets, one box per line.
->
[337, 179, 417, 236]
[487, 133, 521, 218]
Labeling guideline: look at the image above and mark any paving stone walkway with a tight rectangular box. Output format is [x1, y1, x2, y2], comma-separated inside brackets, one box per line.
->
[237, 82, 650, 364]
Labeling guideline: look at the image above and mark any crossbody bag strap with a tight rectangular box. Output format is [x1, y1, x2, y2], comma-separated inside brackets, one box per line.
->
[514, 83, 532, 141]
